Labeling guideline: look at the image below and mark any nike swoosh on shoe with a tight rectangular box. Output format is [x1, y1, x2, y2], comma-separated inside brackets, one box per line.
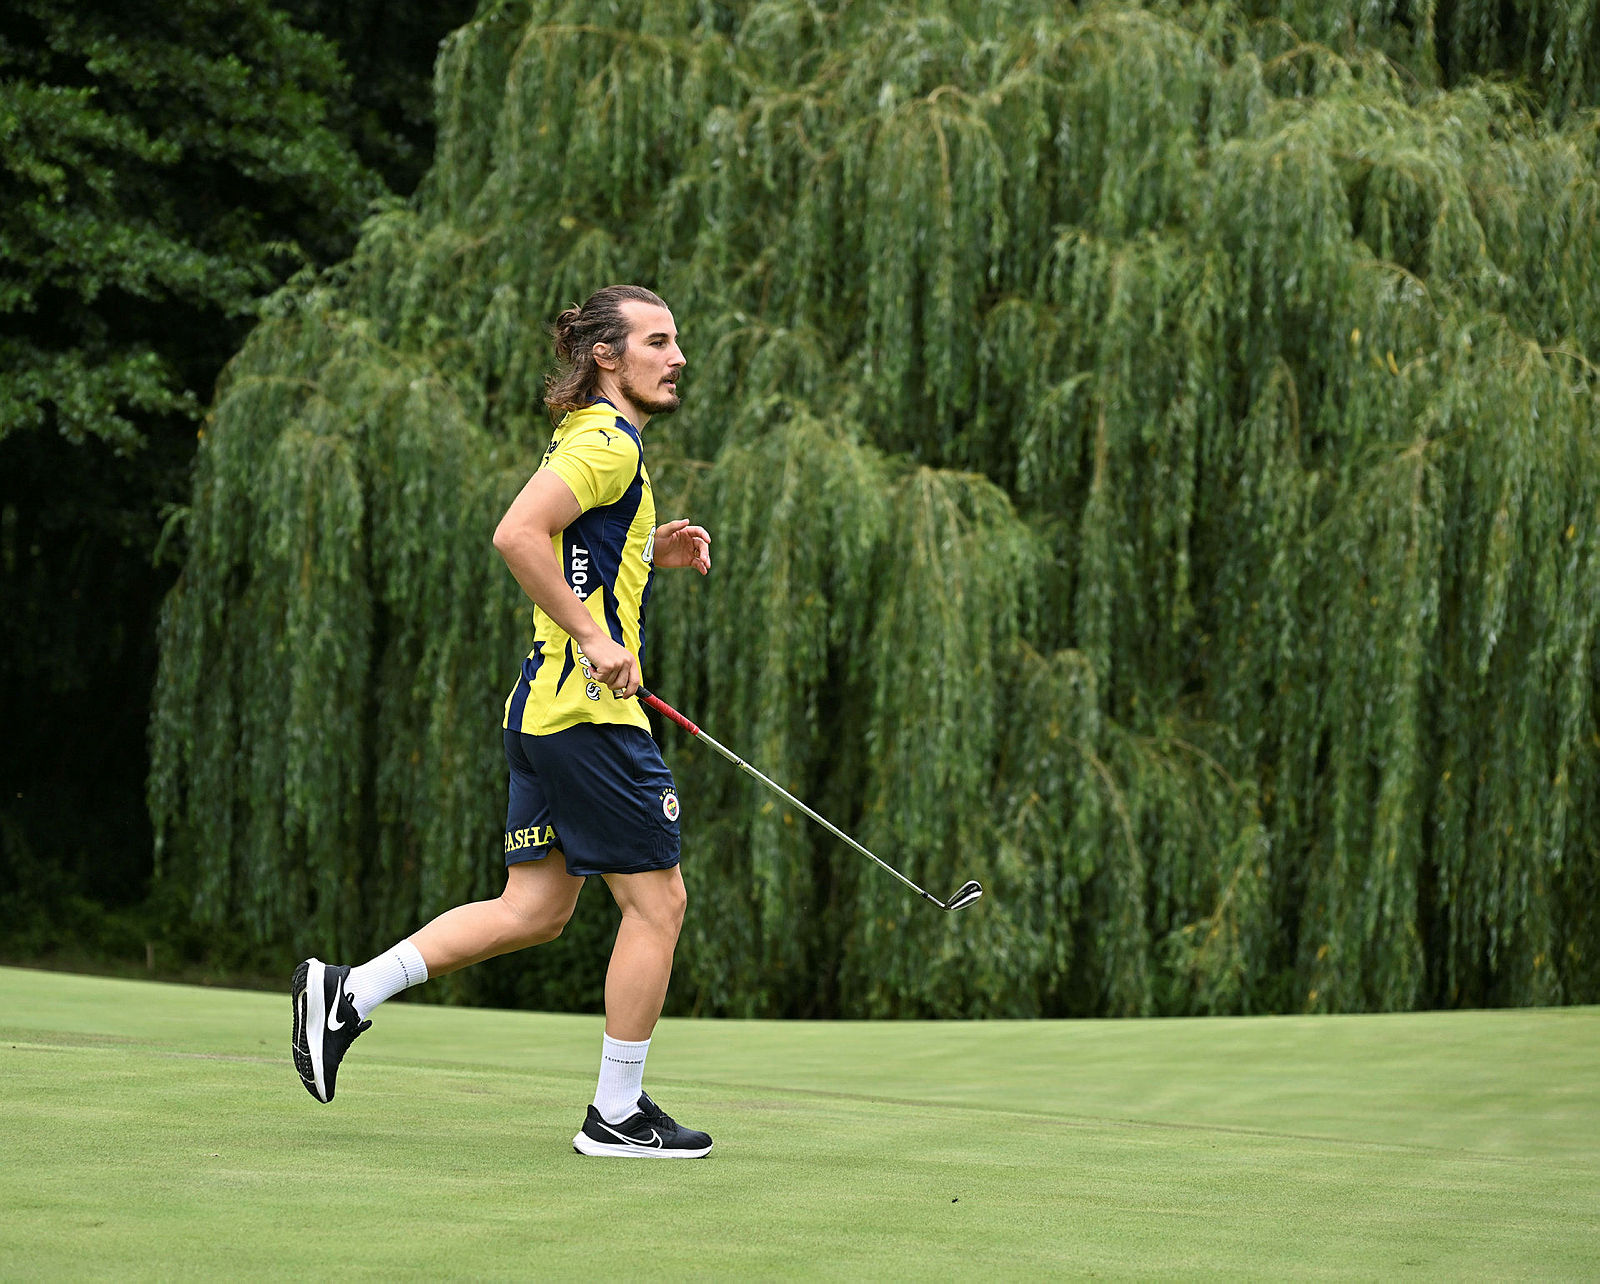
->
[597, 1120, 662, 1148]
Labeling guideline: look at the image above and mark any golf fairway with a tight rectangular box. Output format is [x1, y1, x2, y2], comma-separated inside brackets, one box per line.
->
[3, 967, 1596, 1278]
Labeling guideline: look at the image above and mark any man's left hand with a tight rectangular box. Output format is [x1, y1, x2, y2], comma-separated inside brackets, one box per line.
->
[653, 518, 711, 575]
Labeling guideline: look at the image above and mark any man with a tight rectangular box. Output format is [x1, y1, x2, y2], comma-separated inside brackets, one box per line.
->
[291, 284, 715, 1158]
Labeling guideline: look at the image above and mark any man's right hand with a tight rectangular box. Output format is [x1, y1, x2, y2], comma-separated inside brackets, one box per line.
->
[578, 633, 641, 698]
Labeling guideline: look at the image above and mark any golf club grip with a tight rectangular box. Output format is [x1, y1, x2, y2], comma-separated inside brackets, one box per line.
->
[639, 689, 699, 736]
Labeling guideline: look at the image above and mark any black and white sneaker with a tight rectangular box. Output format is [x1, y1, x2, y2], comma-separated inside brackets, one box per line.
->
[291, 958, 370, 1103]
[572, 1093, 713, 1158]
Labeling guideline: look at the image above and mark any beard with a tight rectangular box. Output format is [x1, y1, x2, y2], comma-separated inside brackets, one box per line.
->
[619, 368, 681, 417]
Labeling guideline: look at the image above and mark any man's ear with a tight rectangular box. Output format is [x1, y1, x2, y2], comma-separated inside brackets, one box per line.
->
[593, 341, 619, 371]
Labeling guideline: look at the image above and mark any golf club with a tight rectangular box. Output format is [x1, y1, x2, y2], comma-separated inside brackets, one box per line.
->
[638, 688, 983, 913]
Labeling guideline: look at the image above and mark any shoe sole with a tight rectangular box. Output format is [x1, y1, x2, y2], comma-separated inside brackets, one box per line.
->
[572, 1133, 712, 1159]
[291, 959, 332, 1103]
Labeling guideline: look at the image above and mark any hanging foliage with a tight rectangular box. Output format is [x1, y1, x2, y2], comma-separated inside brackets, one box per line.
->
[153, 0, 1600, 1017]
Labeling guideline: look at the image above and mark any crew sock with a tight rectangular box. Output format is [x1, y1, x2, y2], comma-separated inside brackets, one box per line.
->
[593, 1033, 651, 1123]
[345, 940, 429, 1020]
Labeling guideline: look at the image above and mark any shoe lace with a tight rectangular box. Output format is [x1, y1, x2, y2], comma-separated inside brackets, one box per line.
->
[637, 1093, 675, 1129]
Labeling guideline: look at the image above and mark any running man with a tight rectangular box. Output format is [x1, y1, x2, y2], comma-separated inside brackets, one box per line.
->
[291, 285, 715, 1158]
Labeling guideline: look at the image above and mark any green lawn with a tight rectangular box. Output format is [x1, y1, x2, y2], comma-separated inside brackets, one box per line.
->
[3, 966, 1596, 1279]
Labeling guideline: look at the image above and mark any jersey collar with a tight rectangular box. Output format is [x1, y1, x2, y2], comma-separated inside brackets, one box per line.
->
[588, 395, 642, 442]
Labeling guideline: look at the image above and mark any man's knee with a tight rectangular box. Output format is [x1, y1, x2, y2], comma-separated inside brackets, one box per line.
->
[613, 868, 687, 936]
[660, 873, 687, 932]
[499, 865, 578, 946]
[505, 898, 571, 946]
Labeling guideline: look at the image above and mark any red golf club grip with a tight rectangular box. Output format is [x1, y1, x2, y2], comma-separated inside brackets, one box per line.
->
[638, 688, 700, 736]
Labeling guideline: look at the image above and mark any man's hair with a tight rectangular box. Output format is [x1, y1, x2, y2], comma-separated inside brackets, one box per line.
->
[544, 284, 668, 417]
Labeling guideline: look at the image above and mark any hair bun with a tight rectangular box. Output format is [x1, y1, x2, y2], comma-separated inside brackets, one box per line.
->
[551, 304, 583, 360]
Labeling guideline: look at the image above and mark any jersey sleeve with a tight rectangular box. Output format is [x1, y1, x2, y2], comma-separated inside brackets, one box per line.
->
[544, 426, 639, 512]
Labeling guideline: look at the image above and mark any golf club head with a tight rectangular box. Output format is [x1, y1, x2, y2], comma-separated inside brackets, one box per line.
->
[944, 880, 983, 912]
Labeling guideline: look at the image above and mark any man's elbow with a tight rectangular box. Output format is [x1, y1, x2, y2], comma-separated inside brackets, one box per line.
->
[492, 520, 530, 565]
[493, 517, 548, 562]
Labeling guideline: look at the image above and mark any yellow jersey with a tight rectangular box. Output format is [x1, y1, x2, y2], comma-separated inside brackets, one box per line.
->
[502, 399, 656, 736]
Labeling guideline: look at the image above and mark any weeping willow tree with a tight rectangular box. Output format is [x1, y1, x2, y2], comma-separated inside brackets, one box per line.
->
[152, 0, 1600, 1017]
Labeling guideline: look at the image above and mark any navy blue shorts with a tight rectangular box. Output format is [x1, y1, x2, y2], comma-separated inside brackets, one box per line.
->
[503, 722, 681, 877]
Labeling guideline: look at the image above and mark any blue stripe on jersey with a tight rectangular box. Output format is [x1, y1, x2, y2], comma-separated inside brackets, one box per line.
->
[555, 639, 575, 695]
[506, 642, 543, 728]
[523, 642, 546, 684]
[564, 510, 607, 637]
[561, 426, 644, 647]
[637, 566, 656, 666]
[599, 413, 644, 645]
[563, 525, 595, 606]
[594, 475, 644, 646]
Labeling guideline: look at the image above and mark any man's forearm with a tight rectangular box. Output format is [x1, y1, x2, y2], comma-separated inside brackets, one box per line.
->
[495, 530, 606, 651]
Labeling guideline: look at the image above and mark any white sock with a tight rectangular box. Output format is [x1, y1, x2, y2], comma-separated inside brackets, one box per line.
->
[345, 939, 428, 1020]
[593, 1033, 651, 1123]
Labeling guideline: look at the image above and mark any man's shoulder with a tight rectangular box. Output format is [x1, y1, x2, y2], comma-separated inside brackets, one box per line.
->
[554, 403, 643, 456]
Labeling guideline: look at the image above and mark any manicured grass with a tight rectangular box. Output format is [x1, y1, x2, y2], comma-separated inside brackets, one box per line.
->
[3, 966, 1597, 1279]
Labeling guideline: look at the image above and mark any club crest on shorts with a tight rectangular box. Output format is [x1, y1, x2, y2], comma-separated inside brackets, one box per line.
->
[660, 789, 679, 822]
